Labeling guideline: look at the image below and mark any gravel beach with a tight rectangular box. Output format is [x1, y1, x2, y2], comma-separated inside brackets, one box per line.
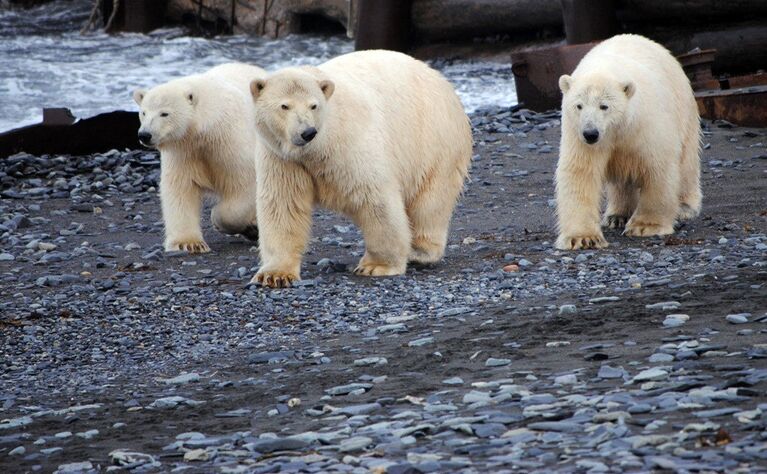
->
[1, 108, 766, 473]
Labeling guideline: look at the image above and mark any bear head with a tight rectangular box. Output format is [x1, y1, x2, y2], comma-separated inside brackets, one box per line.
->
[249, 68, 334, 160]
[559, 73, 635, 146]
[132, 83, 198, 148]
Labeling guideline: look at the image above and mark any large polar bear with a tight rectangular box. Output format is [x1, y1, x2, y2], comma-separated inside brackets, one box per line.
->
[555, 34, 701, 250]
[133, 63, 265, 253]
[248, 50, 472, 288]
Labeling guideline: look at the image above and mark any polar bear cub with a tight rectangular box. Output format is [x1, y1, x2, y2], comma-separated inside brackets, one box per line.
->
[555, 34, 701, 250]
[133, 62, 265, 253]
[248, 50, 472, 288]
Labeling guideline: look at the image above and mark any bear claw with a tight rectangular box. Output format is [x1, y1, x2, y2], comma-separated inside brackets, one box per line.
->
[556, 234, 608, 250]
[623, 221, 674, 237]
[167, 240, 210, 254]
[353, 263, 403, 277]
[252, 270, 299, 288]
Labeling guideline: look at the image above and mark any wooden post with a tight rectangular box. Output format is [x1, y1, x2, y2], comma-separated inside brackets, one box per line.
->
[354, 0, 413, 51]
[560, 0, 618, 44]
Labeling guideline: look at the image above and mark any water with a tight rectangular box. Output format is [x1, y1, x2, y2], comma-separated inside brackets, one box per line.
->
[0, 0, 517, 132]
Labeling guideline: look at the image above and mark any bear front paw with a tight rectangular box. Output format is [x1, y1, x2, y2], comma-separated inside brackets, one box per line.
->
[623, 220, 674, 237]
[251, 269, 300, 288]
[166, 239, 210, 254]
[556, 233, 608, 250]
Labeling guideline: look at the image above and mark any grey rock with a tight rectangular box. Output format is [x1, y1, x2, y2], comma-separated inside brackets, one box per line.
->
[338, 436, 373, 452]
[246, 437, 310, 453]
[336, 403, 382, 416]
[161, 372, 200, 385]
[248, 351, 294, 364]
[589, 296, 620, 304]
[54, 461, 96, 474]
[726, 313, 750, 324]
[8, 445, 25, 455]
[408, 337, 434, 347]
[442, 377, 464, 385]
[148, 396, 204, 409]
[485, 357, 511, 367]
[325, 383, 373, 396]
[597, 365, 625, 379]
[353, 357, 388, 367]
[527, 421, 582, 433]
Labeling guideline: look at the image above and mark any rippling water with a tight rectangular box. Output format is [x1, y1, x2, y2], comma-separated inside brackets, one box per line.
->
[0, 0, 517, 132]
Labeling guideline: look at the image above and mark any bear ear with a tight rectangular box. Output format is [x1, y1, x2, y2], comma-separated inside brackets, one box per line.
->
[622, 81, 635, 99]
[319, 79, 335, 99]
[250, 79, 266, 100]
[186, 92, 197, 106]
[558, 75, 572, 94]
[132, 89, 146, 105]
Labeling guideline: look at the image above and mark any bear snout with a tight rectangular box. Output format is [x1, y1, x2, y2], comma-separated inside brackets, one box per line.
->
[300, 127, 317, 143]
[582, 129, 599, 144]
[138, 131, 153, 146]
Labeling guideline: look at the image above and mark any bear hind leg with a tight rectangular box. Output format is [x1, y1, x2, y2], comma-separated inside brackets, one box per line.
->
[677, 129, 702, 221]
[353, 194, 411, 277]
[624, 154, 679, 237]
[211, 197, 259, 241]
[603, 181, 638, 230]
[407, 169, 464, 264]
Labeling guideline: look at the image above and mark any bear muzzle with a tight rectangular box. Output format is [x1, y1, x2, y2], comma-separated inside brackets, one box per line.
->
[582, 129, 600, 145]
[137, 131, 154, 147]
[293, 127, 318, 147]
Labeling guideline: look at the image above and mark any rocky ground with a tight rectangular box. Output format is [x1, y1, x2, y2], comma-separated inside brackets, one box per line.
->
[1, 109, 766, 473]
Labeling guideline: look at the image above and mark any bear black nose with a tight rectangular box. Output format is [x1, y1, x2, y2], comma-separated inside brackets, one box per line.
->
[137, 132, 152, 145]
[300, 127, 317, 143]
[583, 129, 599, 144]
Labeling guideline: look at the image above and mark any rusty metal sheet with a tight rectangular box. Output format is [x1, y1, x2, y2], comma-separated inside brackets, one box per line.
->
[696, 85, 767, 128]
[510, 42, 598, 111]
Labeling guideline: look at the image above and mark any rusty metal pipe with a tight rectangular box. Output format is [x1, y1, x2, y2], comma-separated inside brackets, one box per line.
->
[560, 0, 618, 45]
[354, 0, 413, 52]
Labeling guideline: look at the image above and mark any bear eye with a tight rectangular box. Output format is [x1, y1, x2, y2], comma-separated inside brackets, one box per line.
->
[576, 104, 583, 110]
[600, 105, 608, 111]
[281, 104, 289, 110]
[160, 112, 169, 117]
[310, 104, 318, 110]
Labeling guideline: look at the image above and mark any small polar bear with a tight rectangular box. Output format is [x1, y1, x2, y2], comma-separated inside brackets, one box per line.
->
[248, 50, 472, 288]
[133, 63, 265, 253]
[555, 34, 701, 250]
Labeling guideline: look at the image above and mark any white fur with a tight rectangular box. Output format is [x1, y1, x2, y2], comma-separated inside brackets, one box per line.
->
[248, 50, 473, 287]
[555, 34, 702, 250]
[133, 63, 266, 252]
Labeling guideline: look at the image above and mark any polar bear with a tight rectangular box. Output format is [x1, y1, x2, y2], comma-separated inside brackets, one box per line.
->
[247, 50, 472, 288]
[555, 34, 701, 250]
[132, 62, 265, 253]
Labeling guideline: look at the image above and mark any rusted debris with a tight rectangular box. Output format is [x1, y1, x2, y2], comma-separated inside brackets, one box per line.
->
[510, 42, 597, 111]
[696, 84, 767, 128]
[680, 48, 767, 127]
[677, 48, 717, 90]
[0, 108, 140, 158]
